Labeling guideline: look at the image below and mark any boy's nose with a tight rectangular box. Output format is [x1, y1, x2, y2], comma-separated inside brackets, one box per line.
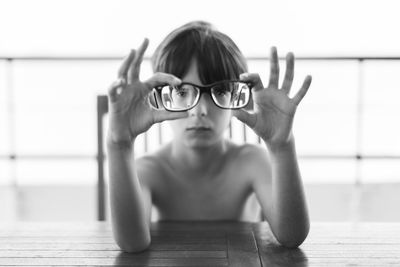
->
[189, 94, 211, 117]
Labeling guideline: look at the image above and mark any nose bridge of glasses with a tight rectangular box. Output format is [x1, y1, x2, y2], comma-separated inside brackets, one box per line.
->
[196, 89, 213, 108]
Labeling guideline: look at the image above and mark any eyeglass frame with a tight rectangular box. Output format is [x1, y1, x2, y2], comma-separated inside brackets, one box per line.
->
[150, 80, 253, 112]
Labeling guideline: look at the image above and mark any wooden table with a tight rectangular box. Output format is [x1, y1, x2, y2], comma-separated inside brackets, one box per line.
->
[0, 221, 399, 266]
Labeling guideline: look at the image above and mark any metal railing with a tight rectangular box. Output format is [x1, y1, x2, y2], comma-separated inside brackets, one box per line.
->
[2, 56, 400, 221]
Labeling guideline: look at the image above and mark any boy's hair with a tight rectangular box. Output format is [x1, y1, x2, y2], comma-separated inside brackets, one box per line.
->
[152, 21, 248, 84]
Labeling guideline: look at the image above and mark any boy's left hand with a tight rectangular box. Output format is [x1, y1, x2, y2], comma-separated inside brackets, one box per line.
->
[233, 47, 312, 148]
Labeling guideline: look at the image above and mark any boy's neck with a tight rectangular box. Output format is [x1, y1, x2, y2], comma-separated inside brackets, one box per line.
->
[170, 138, 229, 176]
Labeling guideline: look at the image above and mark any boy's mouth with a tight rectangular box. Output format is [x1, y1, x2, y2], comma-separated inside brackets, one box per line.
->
[186, 126, 212, 131]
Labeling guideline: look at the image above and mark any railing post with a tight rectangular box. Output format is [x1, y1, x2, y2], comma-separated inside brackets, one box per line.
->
[355, 59, 365, 186]
[5, 58, 19, 221]
[349, 58, 365, 223]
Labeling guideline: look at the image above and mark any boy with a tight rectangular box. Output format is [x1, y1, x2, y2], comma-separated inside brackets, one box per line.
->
[107, 21, 312, 252]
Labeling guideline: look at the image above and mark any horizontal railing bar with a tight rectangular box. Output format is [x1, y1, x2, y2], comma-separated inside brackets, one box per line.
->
[300, 155, 400, 160]
[2, 56, 400, 61]
[1, 154, 400, 160]
[0, 155, 96, 160]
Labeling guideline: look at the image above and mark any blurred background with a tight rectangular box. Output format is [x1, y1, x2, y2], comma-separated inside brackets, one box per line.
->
[1, 0, 400, 222]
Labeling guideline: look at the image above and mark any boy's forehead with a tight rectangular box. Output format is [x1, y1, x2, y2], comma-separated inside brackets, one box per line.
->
[181, 59, 203, 86]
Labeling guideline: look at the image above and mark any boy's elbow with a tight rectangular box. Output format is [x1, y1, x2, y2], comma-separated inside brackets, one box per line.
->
[112, 224, 152, 253]
[115, 230, 151, 253]
[276, 236, 306, 248]
[117, 238, 151, 253]
[275, 224, 310, 248]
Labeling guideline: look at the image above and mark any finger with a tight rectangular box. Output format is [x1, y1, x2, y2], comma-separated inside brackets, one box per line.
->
[232, 109, 257, 129]
[268, 46, 279, 88]
[152, 110, 189, 124]
[118, 50, 136, 80]
[292, 75, 312, 105]
[108, 79, 125, 102]
[128, 38, 149, 83]
[281, 52, 295, 95]
[240, 73, 264, 91]
[144, 72, 181, 90]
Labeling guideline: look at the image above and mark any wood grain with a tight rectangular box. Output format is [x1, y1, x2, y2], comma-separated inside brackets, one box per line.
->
[1, 222, 400, 266]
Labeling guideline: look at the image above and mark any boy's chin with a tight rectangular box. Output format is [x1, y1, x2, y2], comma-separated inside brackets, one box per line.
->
[183, 138, 218, 149]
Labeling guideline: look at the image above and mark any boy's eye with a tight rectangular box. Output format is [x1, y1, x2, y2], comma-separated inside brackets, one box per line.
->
[172, 86, 192, 97]
[213, 86, 229, 96]
[174, 89, 187, 97]
[173, 84, 196, 97]
[177, 91, 187, 97]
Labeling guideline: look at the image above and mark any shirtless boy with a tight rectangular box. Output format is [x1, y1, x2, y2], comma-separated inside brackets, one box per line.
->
[107, 21, 312, 252]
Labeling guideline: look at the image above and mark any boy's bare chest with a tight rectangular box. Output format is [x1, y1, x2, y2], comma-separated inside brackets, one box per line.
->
[152, 163, 253, 220]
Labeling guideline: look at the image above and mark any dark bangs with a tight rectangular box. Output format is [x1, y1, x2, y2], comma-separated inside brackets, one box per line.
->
[152, 21, 248, 84]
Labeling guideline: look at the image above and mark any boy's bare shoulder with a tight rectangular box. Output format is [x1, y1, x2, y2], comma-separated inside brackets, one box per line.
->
[231, 141, 270, 163]
[135, 145, 171, 189]
[229, 141, 272, 183]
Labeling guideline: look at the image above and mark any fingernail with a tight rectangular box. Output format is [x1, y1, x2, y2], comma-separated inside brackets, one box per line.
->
[241, 73, 250, 80]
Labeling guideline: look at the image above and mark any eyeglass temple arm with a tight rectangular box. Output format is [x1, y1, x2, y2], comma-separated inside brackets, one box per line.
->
[153, 91, 159, 109]
[235, 87, 243, 106]
[235, 83, 252, 106]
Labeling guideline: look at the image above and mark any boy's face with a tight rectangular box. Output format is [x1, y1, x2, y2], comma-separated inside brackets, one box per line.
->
[168, 60, 232, 148]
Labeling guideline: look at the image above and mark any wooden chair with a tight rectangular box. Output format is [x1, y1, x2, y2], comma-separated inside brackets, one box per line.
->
[96, 95, 108, 221]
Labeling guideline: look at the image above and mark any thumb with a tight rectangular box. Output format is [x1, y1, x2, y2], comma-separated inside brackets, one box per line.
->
[232, 109, 257, 129]
[152, 110, 189, 124]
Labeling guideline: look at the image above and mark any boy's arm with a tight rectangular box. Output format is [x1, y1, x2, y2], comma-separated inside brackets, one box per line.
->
[107, 138, 152, 253]
[106, 39, 187, 253]
[251, 138, 309, 248]
[233, 47, 312, 247]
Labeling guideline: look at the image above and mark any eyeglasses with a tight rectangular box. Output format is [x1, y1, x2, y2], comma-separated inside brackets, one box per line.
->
[149, 80, 252, 111]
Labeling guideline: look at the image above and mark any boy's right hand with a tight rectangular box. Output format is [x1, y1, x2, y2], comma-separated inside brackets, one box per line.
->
[107, 38, 188, 144]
